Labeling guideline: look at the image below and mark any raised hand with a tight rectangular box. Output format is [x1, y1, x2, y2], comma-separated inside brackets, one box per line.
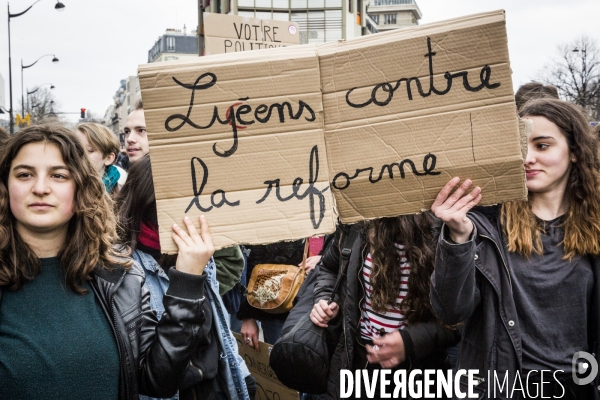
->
[172, 215, 215, 275]
[431, 177, 482, 244]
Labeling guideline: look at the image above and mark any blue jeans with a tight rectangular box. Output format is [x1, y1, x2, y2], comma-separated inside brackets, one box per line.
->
[259, 319, 285, 345]
[447, 343, 459, 373]
[229, 313, 242, 334]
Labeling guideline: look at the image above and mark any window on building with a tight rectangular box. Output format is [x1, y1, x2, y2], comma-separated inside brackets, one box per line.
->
[166, 37, 175, 51]
[240, 0, 342, 44]
[384, 13, 396, 24]
[272, 11, 289, 20]
[373, 0, 413, 5]
[291, 8, 342, 44]
[256, 11, 273, 19]
[372, 14, 379, 24]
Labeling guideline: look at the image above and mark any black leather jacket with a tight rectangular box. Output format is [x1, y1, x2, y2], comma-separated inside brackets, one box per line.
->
[0, 263, 208, 400]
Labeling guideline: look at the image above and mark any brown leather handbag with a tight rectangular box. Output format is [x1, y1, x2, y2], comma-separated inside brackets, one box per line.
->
[246, 240, 309, 314]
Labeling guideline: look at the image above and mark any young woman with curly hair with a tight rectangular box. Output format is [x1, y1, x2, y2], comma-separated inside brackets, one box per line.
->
[431, 98, 600, 399]
[311, 214, 459, 399]
[0, 124, 214, 399]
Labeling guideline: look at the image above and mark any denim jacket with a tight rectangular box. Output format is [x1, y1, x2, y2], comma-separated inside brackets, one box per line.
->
[134, 250, 250, 400]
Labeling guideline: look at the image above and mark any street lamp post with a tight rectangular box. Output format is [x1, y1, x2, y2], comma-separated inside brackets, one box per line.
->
[21, 54, 59, 116]
[572, 47, 588, 107]
[6, 0, 65, 135]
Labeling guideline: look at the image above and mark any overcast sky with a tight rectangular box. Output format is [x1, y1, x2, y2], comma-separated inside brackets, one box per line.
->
[0, 0, 598, 125]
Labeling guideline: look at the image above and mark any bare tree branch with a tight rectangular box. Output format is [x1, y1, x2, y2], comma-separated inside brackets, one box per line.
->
[20, 88, 61, 125]
[538, 35, 600, 120]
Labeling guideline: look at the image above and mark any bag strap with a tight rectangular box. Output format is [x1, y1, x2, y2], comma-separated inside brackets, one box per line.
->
[327, 226, 358, 304]
[299, 239, 309, 272]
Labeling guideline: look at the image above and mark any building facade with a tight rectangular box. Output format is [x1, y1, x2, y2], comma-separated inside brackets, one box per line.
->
[203, 0, 376, 44]
[104, 28, 199, 139]
[366, 0, 421, 33]
[148, 26, 200, 63]
[103, 75, 141, 145]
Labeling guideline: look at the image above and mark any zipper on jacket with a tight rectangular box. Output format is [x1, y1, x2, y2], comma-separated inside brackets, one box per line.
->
[479, 233, 524, 371]
[189, 359, 204, 381]
[111, 296, 132, 400]
[342, 249, 354, 369]
[472, 374, 485, 386]
[480, 234, 512, 290]
[355, 245, 368, 352]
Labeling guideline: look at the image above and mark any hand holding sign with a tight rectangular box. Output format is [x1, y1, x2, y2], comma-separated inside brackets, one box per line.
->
[431, 177, 482, 244]
[172, 215, 215, 275]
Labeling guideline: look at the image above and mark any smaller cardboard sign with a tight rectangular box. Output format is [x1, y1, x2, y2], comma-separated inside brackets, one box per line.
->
[232, 333, 299, 400]
[203, 13, 300, 56]
[205, 36, 292, 55]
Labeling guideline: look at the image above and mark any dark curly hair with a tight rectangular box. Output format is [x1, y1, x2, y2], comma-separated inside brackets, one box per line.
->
[365, 212, 437, 324]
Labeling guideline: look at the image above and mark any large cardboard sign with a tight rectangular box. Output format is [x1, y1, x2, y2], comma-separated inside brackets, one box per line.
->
[138, 10, 526, 252]
[204, 13, 300, 55]
[232, 333, 299, 400]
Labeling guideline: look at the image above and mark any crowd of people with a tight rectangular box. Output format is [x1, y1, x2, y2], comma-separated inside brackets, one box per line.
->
[0, 82, 599, 400]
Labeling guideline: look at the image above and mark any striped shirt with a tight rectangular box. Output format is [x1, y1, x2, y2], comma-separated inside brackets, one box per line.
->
[359, 245, 410, 340]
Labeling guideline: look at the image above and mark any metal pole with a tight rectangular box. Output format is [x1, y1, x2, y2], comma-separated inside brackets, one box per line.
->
[21, 60, 24, 117]
[8, 3, 14, 134]
[197, 0, 204, 56]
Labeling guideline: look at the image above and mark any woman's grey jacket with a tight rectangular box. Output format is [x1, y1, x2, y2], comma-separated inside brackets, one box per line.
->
[431, 206, 600, 399]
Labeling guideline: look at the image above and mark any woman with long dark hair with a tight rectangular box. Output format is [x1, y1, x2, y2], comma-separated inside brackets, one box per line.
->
[116, 154, 254, 400]
[431, 98, 600, 399]
[0, 124, 213, 399]
[311, 214, 458, 399]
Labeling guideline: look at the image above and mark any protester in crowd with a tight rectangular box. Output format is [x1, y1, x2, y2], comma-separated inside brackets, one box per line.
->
[116, 154, 255, 400]
[116, 150, 131, 172]
[431, 98, 600, 399]
[76, 122, 127, 194]
[239, 239, 306, 349]
[124, 100, 149, 163]
[0, 124, 212, 399]
[311, 216, 459, 399]
[514, 81, 559, 111]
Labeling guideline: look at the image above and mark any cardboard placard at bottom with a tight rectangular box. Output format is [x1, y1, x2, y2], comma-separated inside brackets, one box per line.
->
[233, 332, 299, 400]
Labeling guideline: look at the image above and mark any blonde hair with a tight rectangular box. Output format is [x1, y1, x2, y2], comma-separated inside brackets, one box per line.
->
[77, 122, 120, 162]
[502, 99, 600, 258]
